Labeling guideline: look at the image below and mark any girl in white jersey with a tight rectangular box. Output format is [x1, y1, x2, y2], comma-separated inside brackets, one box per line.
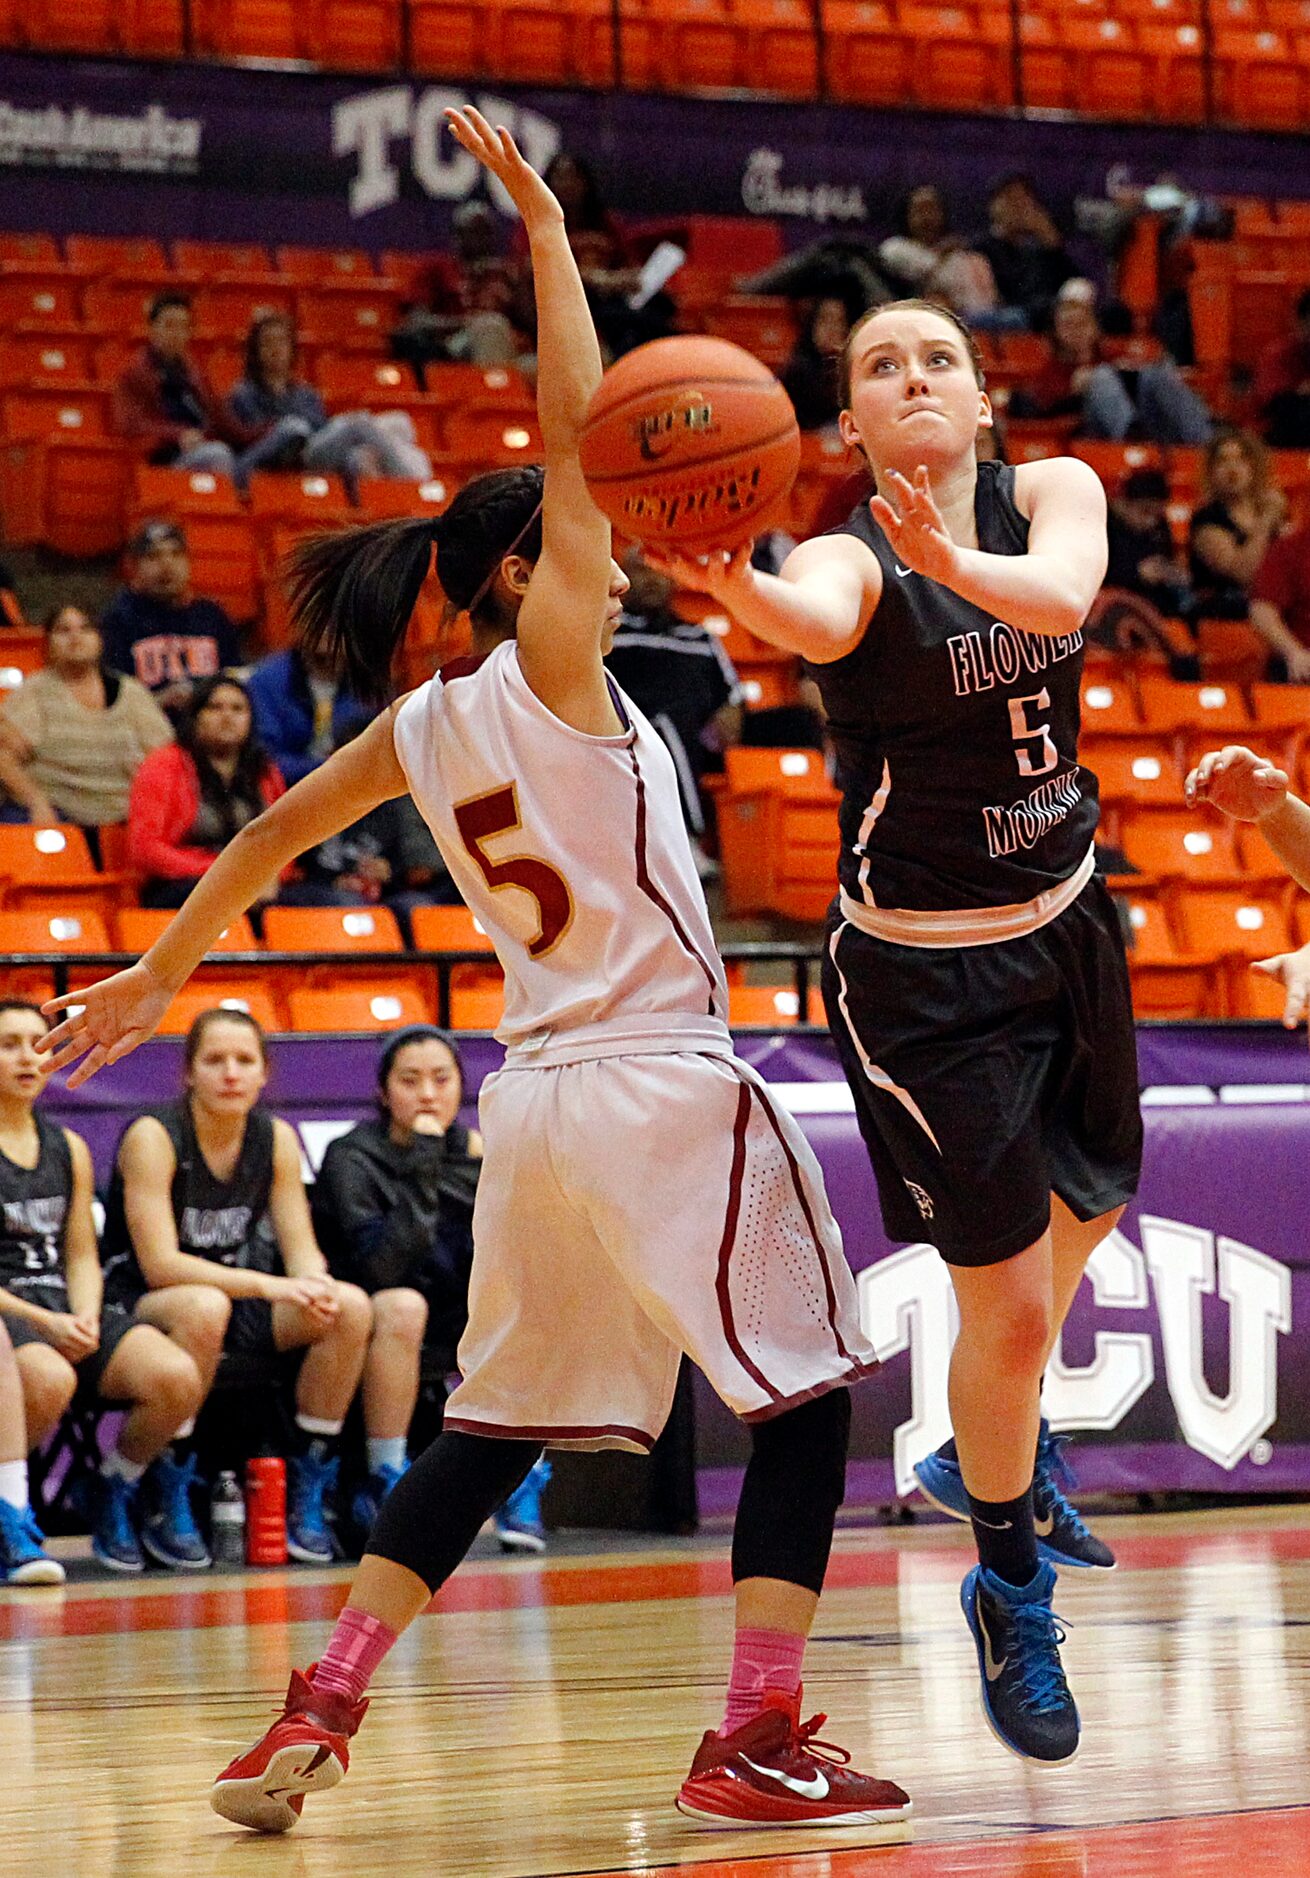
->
[39, 112, 908, 1842]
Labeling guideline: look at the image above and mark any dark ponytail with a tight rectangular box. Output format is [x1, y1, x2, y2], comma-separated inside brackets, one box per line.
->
[284, 465, 546, 703]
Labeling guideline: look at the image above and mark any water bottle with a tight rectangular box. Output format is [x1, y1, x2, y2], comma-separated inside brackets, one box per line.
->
[246, 1455, 288, 1566]
[210, 1470, 246, 1569]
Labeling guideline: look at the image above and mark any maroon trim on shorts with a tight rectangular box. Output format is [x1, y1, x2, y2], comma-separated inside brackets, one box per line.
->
[715, 1079, 785, 1405]
[624, 742, 720, 1017]
[442, 1416, 656, 1452]
[743, 1071, 861, 1367]
[740, 1359, 882, 1423]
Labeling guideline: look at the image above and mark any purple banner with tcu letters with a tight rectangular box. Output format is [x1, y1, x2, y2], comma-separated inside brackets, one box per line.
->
[42, 1022, 1310, 1503]
[0, 51, 1306, 257]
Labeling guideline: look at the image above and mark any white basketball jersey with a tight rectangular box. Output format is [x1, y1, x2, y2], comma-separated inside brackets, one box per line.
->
[392, 640, 729, 1054]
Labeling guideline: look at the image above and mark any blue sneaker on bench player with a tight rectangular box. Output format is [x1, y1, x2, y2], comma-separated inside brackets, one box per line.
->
[915, 1420, 1114, 1571]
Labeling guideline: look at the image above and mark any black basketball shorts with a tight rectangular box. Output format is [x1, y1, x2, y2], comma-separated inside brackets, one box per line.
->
[821, 874, 1143, 1268]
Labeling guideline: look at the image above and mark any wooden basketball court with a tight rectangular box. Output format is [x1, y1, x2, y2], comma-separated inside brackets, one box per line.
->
[3, 1505, 1308, 1878]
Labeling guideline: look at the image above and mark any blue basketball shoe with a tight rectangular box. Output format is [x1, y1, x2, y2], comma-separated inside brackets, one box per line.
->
[141, 1452, 212, 1571]
[493, 1458, 551, 1554]
[914, 1421, 1115, 1571]
[0, 1499, 65, 1585]
[350, 1460, 409, 1545]
[287, 1450, 339, 1564]
[92, 1473, 144, 1575]
[961, 1560, 1079, 1762]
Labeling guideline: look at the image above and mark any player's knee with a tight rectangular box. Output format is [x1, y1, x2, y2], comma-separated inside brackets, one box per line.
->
[333, 1282, 373, 1347]
[184, 1285, 232, 1352]
[991, 1294, 1053, 1376]
[371, 1287, 428, 1349]
[20, 1347, 77, 1429]
[149, 1346, 204, 1419]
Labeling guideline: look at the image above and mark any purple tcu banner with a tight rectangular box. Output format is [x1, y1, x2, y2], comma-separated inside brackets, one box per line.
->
[40, 1023, 1310, 1501]
[0, 51, 1306, 256]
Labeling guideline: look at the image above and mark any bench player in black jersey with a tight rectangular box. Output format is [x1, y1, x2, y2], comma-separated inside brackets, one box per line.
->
[0, 999, 216, 1575]
[658, 299, 1142, 1764]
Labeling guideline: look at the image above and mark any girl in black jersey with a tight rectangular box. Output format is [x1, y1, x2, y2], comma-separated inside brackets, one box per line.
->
[0, 999, 213, 1576]
[106, 1009, 373, 1564]
[661, 299, 1143, 1766]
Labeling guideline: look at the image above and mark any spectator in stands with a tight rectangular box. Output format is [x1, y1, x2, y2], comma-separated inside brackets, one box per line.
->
[101, 1008, 373, 1565]
[291, 789, 459, 932]
[0, 1312, 62, 1584]
[605, 548, 743, 865]
[781, 295, 856, 432]
[313, 1027, 550, 1554]
[246, 643, 374, 785]
[1012, 279, 1212, 444]
[226, 314, 431, 495]
[0, 604, 172, 834]
[112, 293, 243, 479]
[977, 174, 1078, 328]
[1249, 520, 1310, 682]
[0, 560, 24, 630]
[0, 1000, 216, 1575]
[1255, 287, 1310, 450]
[1189, 428, 1289, 622]
[1105, 468, 1194, 618]
[127, 674, 286, 910]
[101, 521, 245, 713]
[390, 201, 534, 386]
[533, 152, 676, 357]
[877, 184, 1008, 326]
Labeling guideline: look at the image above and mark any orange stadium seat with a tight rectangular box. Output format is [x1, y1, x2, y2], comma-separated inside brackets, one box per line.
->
[442, 407, 543, 467]
[1137, 22, 1207, 120]
[0, 434, 133, 559]
[0, 909, 114, 1002]
[408, 905, 496, 957]
[115, 910, 259, 954]
[294, 287, 395, 352]
[121, 0, 186, 53]
[1175, 887, 1295, 962]
[408, 0, 486, 73]
[247, 473, 353, 541]
[701, 298, 798, 370]
[820, 1, 910, 105]
[64, 235, 168, 275]
[0, 630, 44, 674]
[1079, 673, 1142, 735]
[732, 0, 819, 95]
[127, 469, 259, 624]
[191, 0, 299, 57]
[0, 234, 62, 266]
[288, 986, 437, 1032]
[1195, 619, 1270, 684]
[900, 4, 1015, 109]
[0, 825, 126, 914]
[172, 241, 272, 275]
[1121, 890, 1218, 1016]
[261, 904, 403, 954]
[356, 476, 460, 523]
[448, 984, 505, 1030]
[0, 269, 82, 329]
[1119, 807, 1243, 882]
[317, 0, 403, 67]
[1249, 682, 1310, 731]
[1137, 677, 1253, 736]
[1215, 29, 1305, 128]
[773, 796, 841, 921]
[727, 984, 804, 1026]
[275, 247, 376, 283]
[0, 336, 97, 390]
[156, 982, 286, 1036]
[1085, 739, 1186, 812]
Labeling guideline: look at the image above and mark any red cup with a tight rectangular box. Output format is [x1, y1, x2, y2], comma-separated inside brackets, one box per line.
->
[245, 1455, 288, 1566]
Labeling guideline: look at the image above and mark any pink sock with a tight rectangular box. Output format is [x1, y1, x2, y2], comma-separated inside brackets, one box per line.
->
[722, 1627, 806, 1734]
[312, 1608, 398, 1705]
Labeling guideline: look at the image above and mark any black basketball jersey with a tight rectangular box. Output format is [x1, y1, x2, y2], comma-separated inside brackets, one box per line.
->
[101, 1099, 277, 1301]
[0, 1114, 72, 1312]
[811, 461, 1099, 914]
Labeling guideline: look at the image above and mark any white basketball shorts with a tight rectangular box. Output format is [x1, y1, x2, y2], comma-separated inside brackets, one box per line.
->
[442, 1049, 878, 1453]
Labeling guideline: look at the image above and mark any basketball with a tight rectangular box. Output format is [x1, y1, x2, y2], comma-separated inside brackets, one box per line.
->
[578, 335, 800, 551]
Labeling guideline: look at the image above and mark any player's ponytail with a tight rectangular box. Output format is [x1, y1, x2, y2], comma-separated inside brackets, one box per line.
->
[285, 463, 547, 703]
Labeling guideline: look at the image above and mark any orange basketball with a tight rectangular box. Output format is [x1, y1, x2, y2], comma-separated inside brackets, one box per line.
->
[578, 336, 800, 551]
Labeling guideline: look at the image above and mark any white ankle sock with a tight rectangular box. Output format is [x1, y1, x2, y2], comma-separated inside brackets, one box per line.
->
[101, 1449, 147, 1485]
[0, 1459, 29, 1511]
[295, 1413, 344, 1440]
[367, 1437, 407, 1474]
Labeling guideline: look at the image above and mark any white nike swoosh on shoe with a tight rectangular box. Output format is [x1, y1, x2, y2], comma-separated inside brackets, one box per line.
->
[894, 564, 913, 577]
[977, 1599, 1009, 1682]
[740, 1756, 830, 1801]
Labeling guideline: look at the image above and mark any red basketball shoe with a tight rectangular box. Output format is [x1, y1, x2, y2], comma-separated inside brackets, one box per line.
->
[210, 1665, 366, 1833]
[676, 1687, 912, 1832]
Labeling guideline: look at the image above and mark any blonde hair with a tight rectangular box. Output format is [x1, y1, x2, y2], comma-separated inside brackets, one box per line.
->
[1203, 426, 1272, 504]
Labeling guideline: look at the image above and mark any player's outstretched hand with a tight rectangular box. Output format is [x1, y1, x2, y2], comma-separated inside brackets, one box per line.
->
[1252, 942, 1310, 1035]
[444, 106, 562, 234]
[37, 961, 173, 1088]
[869, 467, 958, 584]
[643, 542, 757, 605]
[1185, 744, 1289, 822]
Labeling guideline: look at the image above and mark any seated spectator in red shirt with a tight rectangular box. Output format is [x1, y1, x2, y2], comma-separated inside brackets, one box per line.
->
[518, 153, 676, 358]
[1012, 280, 1212, 444]
[390, 202, 534, 388]
[1254, 287, 1310, 449]
[112, 294, 244, 481]
[1250, 523, 1310, 684]
[100, 522, 245, 714]
[128, 675, 286, 910]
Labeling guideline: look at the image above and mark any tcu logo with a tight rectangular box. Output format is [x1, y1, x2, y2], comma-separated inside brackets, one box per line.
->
[858, 1217, 1292, 1496]
[332, 87, 562, 219]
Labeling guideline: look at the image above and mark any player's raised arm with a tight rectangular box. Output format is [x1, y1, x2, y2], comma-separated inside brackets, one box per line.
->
[38, 711, 407, 1085]
[445, 108, 617, 727]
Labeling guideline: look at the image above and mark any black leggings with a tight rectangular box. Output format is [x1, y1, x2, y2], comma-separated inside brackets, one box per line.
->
[368, 1388, 851, 1601]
